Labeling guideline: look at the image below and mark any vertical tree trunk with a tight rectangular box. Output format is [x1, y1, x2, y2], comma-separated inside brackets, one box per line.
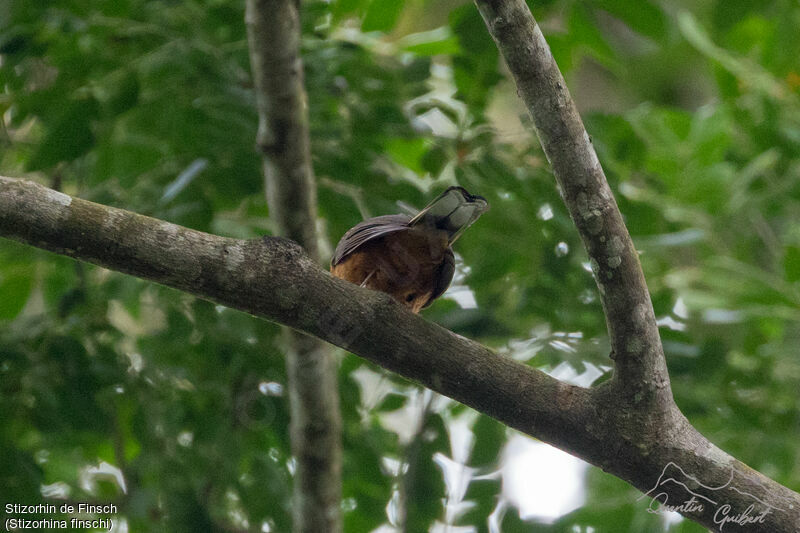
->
[245, 1, 342, 531]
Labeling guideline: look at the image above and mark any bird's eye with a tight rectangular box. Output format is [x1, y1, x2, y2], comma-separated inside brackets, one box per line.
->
[405, 293, 416, 302]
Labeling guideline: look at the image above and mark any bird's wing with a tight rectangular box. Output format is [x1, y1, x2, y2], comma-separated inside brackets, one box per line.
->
[331, 214, 411, 266]
[422, 248, 455, 309]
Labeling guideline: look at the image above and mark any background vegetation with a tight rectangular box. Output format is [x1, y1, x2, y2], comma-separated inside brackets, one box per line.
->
[2, 0, 799, 531]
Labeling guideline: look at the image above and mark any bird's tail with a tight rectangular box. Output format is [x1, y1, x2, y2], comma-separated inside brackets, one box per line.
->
[409, 186, 489, 243]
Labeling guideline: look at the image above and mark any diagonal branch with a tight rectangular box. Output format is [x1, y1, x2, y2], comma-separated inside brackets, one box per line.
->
[471, 1, 800, 530]
[3, 175, 800, 531]
[245, 0, 342, 531]
[0, 175, 594, 452]
[474, 0, 669, 406]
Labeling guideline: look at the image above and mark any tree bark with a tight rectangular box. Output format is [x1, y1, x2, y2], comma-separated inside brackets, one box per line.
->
[474, 0, 669, 407]
[472, 0, 800, 530]
[2, 176, 799, 531]
[245, 0, 342, 531]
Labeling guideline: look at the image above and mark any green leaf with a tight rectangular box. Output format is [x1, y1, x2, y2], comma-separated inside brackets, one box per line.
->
[784, 246, 800, 283]
[106, 71, 140, 116]
[0, 30, 34, 55]
[470, 415, 506, 466]
[27, 96, 100, 170]
[405, 413, 447, 532]
[0, 270, 33, 320]
[449, 6, 502, 110]
[590, 0, 666, 40]
[376, 393, 406, 412]
[568, 4, 616, 67]
[449, 5, 495, 56]
[361, 0, 404, 33]
[400, 29, 460, 56]
[332, 0, 367, 21]
[385, 138, 429, 172]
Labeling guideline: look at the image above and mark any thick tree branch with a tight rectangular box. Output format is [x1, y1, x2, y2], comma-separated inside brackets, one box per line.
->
[245, 1, 342, 531]
[472, 1, 800, 530]
[0, 176, 594, 451]
[3, 176, 799, 531]
[474, 0, 669, 407]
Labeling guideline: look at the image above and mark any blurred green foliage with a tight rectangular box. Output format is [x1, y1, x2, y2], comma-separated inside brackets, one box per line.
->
[2, 0, 800, 531]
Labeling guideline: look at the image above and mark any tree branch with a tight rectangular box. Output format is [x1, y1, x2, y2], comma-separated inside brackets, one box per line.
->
[474, 0, 669, 407]
[471, 1, 800, 530]
[245, 0, 342, 531]
[3, 175, 799, 531]
[0, 177, 593, 452]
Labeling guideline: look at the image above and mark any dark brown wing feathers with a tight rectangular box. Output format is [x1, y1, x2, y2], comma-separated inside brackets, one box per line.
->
[331, 214, 411, 266]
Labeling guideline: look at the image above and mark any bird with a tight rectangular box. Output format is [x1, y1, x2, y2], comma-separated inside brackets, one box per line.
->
[330, 186, 488, 313]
